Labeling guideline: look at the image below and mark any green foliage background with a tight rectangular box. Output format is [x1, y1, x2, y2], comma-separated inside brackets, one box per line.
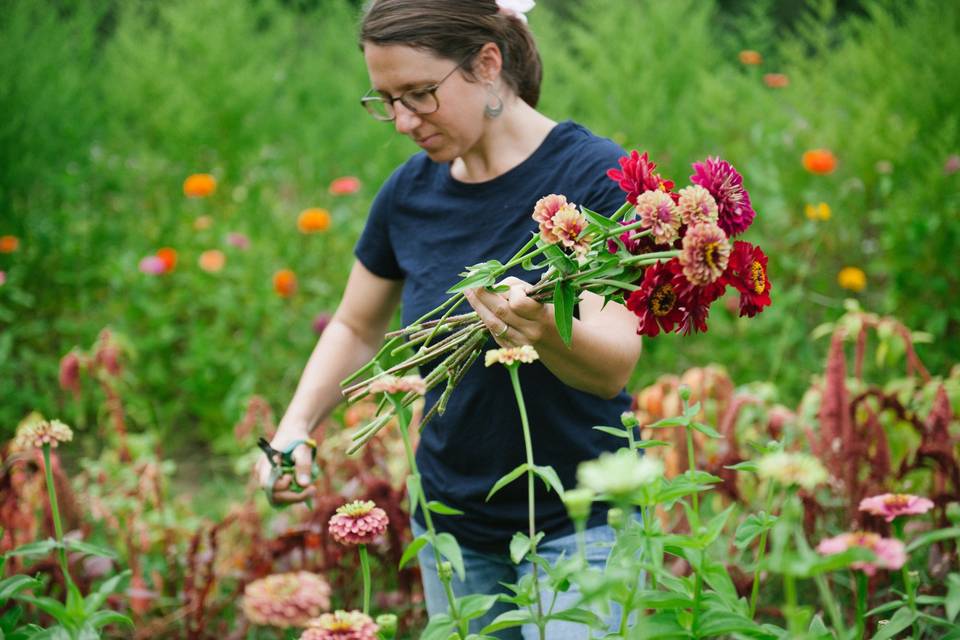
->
[1, 0, 958, 450]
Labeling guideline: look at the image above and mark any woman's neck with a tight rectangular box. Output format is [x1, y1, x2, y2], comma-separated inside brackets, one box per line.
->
[450, 98, 557, 184]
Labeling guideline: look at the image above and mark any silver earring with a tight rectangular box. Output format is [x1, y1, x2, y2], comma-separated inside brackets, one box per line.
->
[484, 83, 504, 118]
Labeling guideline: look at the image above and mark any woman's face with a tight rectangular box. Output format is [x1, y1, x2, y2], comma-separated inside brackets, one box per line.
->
[363, 43, 489, 163]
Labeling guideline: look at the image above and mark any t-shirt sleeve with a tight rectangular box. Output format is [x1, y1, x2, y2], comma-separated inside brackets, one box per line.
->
[354, 167, 405, 280]
[580, 137, 629, 218]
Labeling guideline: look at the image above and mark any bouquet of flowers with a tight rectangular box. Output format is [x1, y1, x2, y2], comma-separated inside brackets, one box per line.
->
[340, 151, 771, 452]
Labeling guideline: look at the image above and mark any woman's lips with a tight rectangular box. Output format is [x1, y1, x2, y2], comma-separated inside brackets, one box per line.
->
[416, 133, 439, 148]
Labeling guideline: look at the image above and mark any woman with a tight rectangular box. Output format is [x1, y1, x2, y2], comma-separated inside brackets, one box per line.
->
[256, 1, 644, 636]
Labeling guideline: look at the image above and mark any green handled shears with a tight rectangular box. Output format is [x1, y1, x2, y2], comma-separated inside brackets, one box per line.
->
[257, 437, 320, 509]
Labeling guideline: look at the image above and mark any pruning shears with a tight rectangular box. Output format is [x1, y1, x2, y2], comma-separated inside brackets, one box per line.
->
[257, 437, 319, 509]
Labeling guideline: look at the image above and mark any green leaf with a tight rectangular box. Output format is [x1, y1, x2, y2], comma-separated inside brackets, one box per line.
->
[593, 425, 630, 439]
[695, 610, 766, 637]
[701, 556, 739, 608]
[447, 269, 496, 294]
[406, 475, 421, 517]
[543, 244, 576, 275]
[0, 575, 41, 602]
[871, 607, 917, 640]
[399, 535, 428, 570]
[906, 527, 960, 553]
[581, 205, 619, 230]
[690, 421, 723, 438]
[547, 607, 603, 627]
[436, 533, 465, 581]
[699, 505, 736, 547]
[647, 416, 688, 429]
[635, 591, 693, 609]
[485, 463, 528, 501]
[682, 402, 702, 419]
[87, 610, 133, 630]
[806, 547, 876, 576]
[635, 439, 670, 449]
[84, 570, 130, 615]
[734, 513, 777, 550]
[14, 596, 71, 625]
[7, 539, 61, 559]
[946, 573, 960, 622]
[725, 461, 759, 473]
[480, 609, 535, 634]
[457, 594, 499, 621]
[426, 501, 464, 516]
[64, 540, 117, 559]
[627, 611, 694, 639]
[421, 613, 456, 640]
[553, 280, 575, 347]
[531, 464, 565, 497]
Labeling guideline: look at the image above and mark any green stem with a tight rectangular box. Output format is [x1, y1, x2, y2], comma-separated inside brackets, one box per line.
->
[642, 505, 657, 590]
[42, 445, 71, 585]
[749, 485, 777, 618]
[893, 518, 920, 638]
[508, 366, 545, 640]
[692, 571, 703, 638]
[359, 544, 371, 615]
[813, 574, 847, 637]
[785, 574, 800, 637]
[621, 250, 680, 265]
[855, 571, 867, 640]
[684, 425, 699, 525]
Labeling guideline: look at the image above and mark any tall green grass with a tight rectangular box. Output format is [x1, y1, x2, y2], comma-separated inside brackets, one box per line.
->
[1, 0, 957, 447]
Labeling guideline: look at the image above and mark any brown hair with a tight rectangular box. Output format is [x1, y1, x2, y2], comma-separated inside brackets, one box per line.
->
[360, 0, 543, 108]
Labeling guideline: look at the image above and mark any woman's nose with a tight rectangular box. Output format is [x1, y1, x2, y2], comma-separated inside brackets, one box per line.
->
[393, 102, 422, 135]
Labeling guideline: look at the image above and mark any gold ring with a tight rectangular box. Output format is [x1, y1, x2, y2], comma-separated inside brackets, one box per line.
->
[495, 324, 509, 338]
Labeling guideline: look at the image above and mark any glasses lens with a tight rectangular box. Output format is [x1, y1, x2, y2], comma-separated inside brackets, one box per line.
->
[400, 89, 439, 116]
[362, 97, 394, 121]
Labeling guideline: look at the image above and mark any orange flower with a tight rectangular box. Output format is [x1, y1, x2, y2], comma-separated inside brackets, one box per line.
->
[193, 215, 213, 230]
[183, 173, 216, 198]
[198, 249, 226, 273]
[329, 176, 361, 196]
[297, 208, 331, 234]
[802, 149, 837, 175]
[763, 73, 789, 88]
[156, 247, 178, 272]
[273, 269, 297, 297]
[838, 267, 866, 292]
[0, 235, 20, 253]
[738, 50, 762, 65]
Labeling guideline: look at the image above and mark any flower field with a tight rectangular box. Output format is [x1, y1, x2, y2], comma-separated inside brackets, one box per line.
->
[1, 0, 959, 638]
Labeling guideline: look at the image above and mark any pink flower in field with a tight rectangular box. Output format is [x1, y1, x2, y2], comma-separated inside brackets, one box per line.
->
[59, 351, 83, 397]
[138, 255, 167, 275]
[676, 185, 719, 226]
[679, 222, 730, 285]
[227, 232, 251, 250]
[816, 532, 906, 576]
[945, 154, 960, 175]
[859, 493, 935, 522]
[550, 203, 591, 255]
[690, 157, 755, 236]
[0, 271, 6, 286]
[242, 571, 331, 629]
[301, 610, 379, 640]
[328, 500, 389, 546]
[329, 176, 361, 196]
[635, 190, 682, 245]
[312, 312, 332, 336]
[368, 374, 426, 396]
[532, 194, 569, 242]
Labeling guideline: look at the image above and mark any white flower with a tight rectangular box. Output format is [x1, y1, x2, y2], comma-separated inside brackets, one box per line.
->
[576, 449, 663, 498]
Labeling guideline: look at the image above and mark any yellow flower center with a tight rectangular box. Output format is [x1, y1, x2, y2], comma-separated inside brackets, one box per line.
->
[849, 532, 880, 548]
[336, 500, 374, 517]
[884, 494, 911, 508]
[704, 242, 720, 269]
[750, 261, 766, 294]
[651, 284, 676, 316]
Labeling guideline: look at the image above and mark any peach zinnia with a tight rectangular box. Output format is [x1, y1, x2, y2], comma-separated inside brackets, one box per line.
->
[679, 222, 730, 286]
[635, 190, 682, 245]
[763, 73, 789, 88]
[676, 185, 718, 227]
[368, 374, 426, 396]
[0, 235, 19, 253]
[183, 173, 216, 198]
[532, 194, 569, 243]
[242, 571, 331, 629]
[802, 149, 837, 175]
[328, 501, 389, 546]
[484, 345, 539, 367]
[816, 532, 906, 576]
[12, 419, 74, 452]
[273, 269, 297, 297]
[301, 610, 379, 640]
[859, 493, 934, 522]
[329, 176, 361, 196]
[198, 249, 226, 273]
[550, 203, 591, 255]
[298, 208, 332, 233]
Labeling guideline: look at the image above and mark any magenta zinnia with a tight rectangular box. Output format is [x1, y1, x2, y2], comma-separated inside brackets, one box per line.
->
[679, 222, 730, 285]
[724, 241, 771, 317]
[607, 150, 675, 205]
[635, 190, 682, 246]
[690, 157, 755, 236]
[327, 500, 389, 546]
[859, 493, 935, 522]
[625, 261, 684, 337]
[301, 610, 379, 640]
[242, 571, 331, 629]
[816, 532, 906, 576]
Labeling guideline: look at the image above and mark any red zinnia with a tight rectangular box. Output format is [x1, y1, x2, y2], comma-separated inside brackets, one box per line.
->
[690, 157, 755, 236]
[607, 151, 674, 205]
[724, 241, 771, 317]
[672, 271, 726, 335]
[625, 261, 684, 337]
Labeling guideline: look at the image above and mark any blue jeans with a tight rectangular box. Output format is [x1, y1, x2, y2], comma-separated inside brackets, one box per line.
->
[412, 519, 628, 639]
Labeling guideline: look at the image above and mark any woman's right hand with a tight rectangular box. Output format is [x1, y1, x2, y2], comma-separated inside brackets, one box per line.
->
[254, 428, 318, 505]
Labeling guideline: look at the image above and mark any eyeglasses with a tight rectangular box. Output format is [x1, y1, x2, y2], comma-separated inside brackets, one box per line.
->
[361, 59, 465, 122]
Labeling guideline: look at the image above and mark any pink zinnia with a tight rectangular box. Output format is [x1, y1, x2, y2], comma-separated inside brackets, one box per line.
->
[816, 532, 907, 576]
[724, 241, 771, 317]
[679, 222, 730, 285]
[859, 493, 935, 522]
[227, 232, 251, 250]
[301, 610, 379, 640]
[243, 571, 331, 629]
[327, 500, 389, 546]
[625, 260, 684, 337]
[635, 190, 682, 246]
[138, 255, 167, 275]
[690, 157, 755, 236]
[329, 176, 361, 196]
[607, 150, 675, 205]
[532, 194, 568, 243]
[312, 312, 332, 336]
[368, 374, 426, 397]
[0, 270, 6, 286]
[676, 185, 719, 226]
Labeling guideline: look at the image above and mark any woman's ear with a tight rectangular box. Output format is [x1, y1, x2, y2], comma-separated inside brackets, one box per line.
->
[474, 42, 504, 83]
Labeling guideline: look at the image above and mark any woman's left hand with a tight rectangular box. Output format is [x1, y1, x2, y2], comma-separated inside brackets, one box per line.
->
[464, 277, 549, 347]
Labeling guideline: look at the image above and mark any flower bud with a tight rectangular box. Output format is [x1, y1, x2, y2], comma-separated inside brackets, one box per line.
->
[607, 507, 625, 529]
[620, 411, 639, 428]
[678, 384, 691, 403]
[375, 613, 398, 638]
[438, 561, 453, 581]
[563, 488, 595, 522]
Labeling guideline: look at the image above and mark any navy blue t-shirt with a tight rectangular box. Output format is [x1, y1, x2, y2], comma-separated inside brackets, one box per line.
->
[355, 121, 632, 553]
